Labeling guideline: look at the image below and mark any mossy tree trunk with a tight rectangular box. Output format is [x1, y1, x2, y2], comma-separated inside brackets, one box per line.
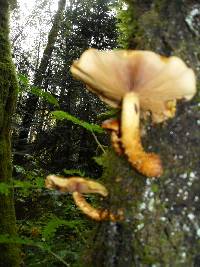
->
[85, 151, 146, 266]
[85, 1, 200, 266]
[0, 0, 20, 266]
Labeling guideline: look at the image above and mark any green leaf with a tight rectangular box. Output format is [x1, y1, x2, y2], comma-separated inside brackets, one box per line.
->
[42, 216, 83, 241]
[93, 155, 104, 166]
[151, 184, 159, 193]
[12, 178, 44, 196]
[0, 182, 10, 195]
[14, 164, 26, 174]
[0, 234, 69, 266]
[34, 177, 45, 187]
[97, 108, 119, 120]
[31, 86, 59, 107]
[17, 75, 59, 106]
[0, 234, 47, 249]
[18, 74, 30, 86]
[52, 110, 104, 133]
[63, 169, 85, 177]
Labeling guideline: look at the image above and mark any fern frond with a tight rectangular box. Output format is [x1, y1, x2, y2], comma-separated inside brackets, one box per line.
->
[52, 110, 104, 133]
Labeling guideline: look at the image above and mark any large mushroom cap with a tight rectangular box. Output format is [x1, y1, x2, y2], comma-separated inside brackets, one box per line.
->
[70, 49, 196, 122]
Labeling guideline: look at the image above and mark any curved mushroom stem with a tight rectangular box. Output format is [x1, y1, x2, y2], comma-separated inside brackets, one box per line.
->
[72, 192, 122, 221]
[72, 192, 106, 221]
[121, 92, 163, 177]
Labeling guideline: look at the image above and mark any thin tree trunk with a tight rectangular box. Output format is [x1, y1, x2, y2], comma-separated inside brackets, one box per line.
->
[0, 0, 21, 266]
[18, 0, 66, 144]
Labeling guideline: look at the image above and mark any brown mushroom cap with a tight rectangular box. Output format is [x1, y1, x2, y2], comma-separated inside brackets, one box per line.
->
[71, 49, 196, 122]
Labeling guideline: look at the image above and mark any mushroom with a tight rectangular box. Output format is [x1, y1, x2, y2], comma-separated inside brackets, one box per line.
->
[45, 175, 122, 221]
[102, 118, 123, 155]
[46, 175, 108, 196]
[71, 49, 196, 177]
[71, 49, 196, 123]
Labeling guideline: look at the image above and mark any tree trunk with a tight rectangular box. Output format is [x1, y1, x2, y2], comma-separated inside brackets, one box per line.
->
[0, 0, 21, 266]
[18, 0, 66, 144]
[85, 151, 146, 267]
[85, 1, 200, 266]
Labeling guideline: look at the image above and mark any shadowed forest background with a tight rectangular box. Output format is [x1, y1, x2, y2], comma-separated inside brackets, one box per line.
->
[0, 0, 200, 266]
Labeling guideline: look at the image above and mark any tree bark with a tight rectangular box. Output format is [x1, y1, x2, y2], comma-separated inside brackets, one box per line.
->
[0, 0, 21, 266]
[85, 1, 200, 266]
[18, 0, 66, 144]
[85, 151, 146, 267]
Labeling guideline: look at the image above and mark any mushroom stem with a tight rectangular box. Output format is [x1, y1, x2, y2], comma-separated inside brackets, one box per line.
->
[121, 92, 163, 177]
[72, 192, 107, 221]
[102, 118, 123, 155]
[72, 192, 123, 221]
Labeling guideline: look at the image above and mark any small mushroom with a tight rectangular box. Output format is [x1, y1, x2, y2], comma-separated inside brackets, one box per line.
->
[71, 49, 196, 177]
[45, 175, 121, 221]
[46, 175, 108, 196]
[102, 118, 123, 155]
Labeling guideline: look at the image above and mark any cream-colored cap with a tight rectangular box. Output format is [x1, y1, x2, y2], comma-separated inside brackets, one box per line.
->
[71, 49, 196, 123]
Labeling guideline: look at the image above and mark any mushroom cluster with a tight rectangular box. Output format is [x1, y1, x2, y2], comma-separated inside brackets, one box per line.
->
[46, 49, 196, 221]
[71, 49, 196, 177]
[46, 175, 123, 221]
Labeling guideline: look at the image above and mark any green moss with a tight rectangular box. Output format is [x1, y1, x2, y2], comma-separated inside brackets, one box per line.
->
[85, 150, 146, 267]
[0, 0, 20, 266]
[117, 1, 142, 49]
[98, 149, 146, 209]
